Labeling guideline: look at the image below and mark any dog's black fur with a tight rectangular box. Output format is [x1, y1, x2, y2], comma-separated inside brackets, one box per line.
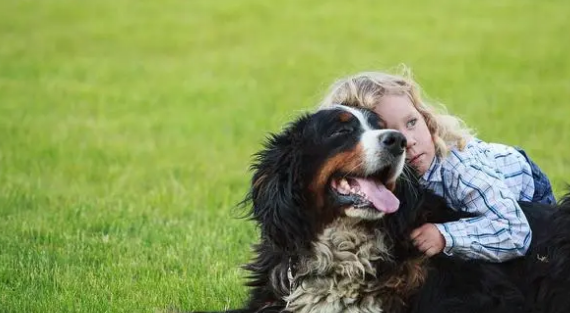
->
[193, 106, 570, 313]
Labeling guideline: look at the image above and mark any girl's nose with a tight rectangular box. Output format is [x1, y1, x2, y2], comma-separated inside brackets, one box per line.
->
[404, 134, 415, 148]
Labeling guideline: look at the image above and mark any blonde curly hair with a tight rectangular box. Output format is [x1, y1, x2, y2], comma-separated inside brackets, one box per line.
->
[319, 67, 474, 157]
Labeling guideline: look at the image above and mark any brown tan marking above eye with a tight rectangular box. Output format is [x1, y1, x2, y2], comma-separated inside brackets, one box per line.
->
[338, 112, 353, 123]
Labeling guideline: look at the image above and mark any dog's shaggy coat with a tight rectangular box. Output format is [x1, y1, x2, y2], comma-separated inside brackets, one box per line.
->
[194, 106, 570, 313]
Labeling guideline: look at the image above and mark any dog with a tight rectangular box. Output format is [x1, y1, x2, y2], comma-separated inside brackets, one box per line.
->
[193, 105, 570, 313]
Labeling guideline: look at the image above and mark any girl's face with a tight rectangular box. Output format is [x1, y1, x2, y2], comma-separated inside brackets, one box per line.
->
[373, 95, 436, 176]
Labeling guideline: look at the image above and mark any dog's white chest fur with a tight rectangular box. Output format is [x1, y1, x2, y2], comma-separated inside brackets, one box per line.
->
[285, 218, 392, 313]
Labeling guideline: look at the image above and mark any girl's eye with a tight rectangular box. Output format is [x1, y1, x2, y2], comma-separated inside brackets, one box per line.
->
[407, 118, 417, 128]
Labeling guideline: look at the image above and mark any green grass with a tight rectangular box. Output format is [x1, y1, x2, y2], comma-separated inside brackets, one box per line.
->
[1, 0, 569, 311]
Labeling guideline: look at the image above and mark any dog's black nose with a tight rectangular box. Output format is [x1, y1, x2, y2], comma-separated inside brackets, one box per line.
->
[379, 131, 406, 155]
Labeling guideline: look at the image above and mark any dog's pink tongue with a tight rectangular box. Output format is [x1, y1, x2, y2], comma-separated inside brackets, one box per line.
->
[353, 178, 399, 213]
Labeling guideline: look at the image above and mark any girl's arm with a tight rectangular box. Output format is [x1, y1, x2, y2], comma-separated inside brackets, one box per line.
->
[434, 160, 532, 262]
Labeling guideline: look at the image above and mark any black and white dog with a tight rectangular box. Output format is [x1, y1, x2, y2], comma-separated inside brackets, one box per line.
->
[194, 105, 570, 313]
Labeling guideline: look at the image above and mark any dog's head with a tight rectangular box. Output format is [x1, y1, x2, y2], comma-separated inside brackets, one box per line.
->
[245, 105, 407, 251]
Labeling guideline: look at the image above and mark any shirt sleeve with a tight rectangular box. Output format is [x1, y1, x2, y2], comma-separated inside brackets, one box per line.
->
[434, 160, 532, 262]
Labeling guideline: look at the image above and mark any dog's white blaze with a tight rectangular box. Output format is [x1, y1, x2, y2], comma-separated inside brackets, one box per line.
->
[328, 104, 406, 184]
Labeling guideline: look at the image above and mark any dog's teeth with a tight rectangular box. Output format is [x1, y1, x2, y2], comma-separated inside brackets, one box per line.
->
[356, 190, 368, 201]
[339, 179, 351, 192]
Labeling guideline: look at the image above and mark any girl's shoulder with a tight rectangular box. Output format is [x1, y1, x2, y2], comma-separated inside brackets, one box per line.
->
[440, 138, 524, 177]
[440, 138, 501, 172]
[441, 139, 482, 167]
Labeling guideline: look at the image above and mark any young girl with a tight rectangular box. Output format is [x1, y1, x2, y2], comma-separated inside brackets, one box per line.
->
[319, 69, 556, 262]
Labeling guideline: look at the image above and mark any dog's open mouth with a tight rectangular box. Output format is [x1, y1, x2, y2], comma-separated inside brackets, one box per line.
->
[331, 173, 400, 214]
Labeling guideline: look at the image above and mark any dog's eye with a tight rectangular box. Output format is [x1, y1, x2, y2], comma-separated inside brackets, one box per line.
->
[331, 127, 354, 137]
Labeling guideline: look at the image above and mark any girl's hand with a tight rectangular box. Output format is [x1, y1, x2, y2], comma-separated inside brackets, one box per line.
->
[410, 223, 445, 257]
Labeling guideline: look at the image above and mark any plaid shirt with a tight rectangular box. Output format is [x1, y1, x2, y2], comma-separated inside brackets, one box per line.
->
[421, 138, 535, 262]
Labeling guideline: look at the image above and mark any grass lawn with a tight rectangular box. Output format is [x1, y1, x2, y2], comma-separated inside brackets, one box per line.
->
[1, 0, 569, 311]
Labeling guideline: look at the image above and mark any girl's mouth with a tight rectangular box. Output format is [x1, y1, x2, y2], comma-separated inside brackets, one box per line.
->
[408, 153, 424, 165]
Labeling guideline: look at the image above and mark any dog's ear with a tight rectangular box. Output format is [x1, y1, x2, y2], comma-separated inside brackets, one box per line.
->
[244, 115, 316, 252]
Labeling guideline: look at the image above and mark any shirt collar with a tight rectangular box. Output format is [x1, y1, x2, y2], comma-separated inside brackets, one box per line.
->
[421, 155, 442, 182]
